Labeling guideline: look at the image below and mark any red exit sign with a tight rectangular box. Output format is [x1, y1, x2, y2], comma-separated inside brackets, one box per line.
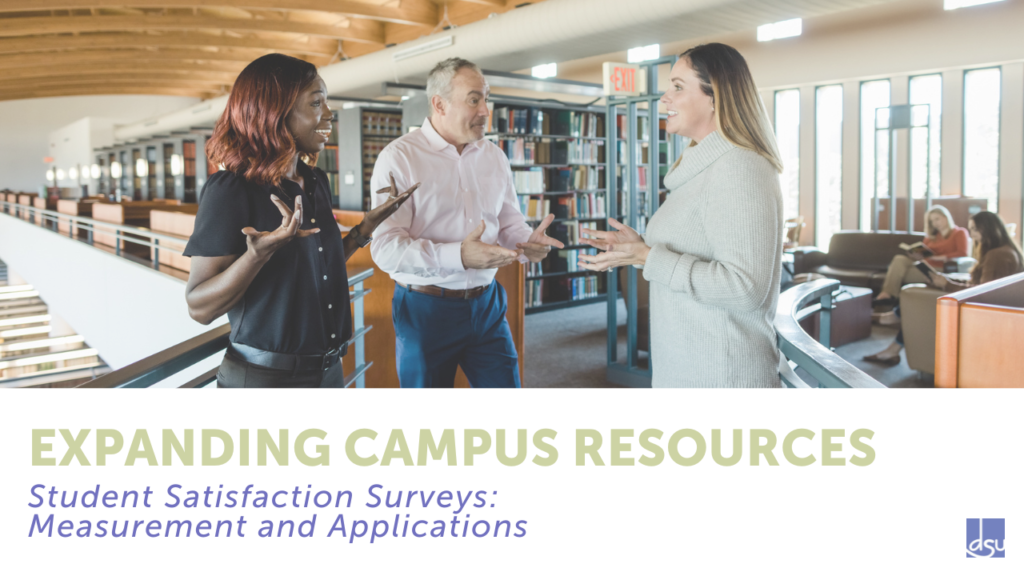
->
[603, 62, 646, 97]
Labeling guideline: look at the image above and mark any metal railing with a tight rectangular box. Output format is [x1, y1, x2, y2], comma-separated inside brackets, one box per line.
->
[3, 198, 374, 388]
[2, 199, 188, 271]
[79, 267, 374, 388]
[775, 278, 885, 388]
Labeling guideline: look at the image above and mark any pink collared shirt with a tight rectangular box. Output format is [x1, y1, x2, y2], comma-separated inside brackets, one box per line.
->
[369, 118, 532, 289]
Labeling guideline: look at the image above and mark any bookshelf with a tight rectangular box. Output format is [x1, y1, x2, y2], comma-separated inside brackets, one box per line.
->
[485, 99, 610, 314]
[336, 106, 403, 211]
[182, 139, 198, 203]
[162, 143, 175, 199]
[146, 145, 158, 200]
[604, 55, 685, 388]
[612, 109, 676, 235]
[131, 148, 143, 200]
[92, 135, 209, 204]
[94, 151, 111, 197]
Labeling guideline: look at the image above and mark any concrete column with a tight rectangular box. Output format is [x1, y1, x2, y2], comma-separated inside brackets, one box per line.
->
[842, 80, 860, 231]
[799, 85, 816, 246]
[998, 62, 1023, 234]
[941, 69, 964, 197]
[891, 75, 910, 231]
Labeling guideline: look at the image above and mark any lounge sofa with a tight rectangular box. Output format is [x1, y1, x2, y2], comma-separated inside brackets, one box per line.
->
[792, 230, 974, 292]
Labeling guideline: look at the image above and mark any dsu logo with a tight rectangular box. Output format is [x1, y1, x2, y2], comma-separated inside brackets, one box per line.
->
[966, 518, 1005, 558]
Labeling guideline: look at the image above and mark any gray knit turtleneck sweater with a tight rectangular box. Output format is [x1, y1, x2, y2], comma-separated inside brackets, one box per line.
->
[641, 130, 783, 388]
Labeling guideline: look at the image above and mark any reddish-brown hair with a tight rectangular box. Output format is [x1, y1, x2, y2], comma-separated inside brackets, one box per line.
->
[207, 53, 319, 186]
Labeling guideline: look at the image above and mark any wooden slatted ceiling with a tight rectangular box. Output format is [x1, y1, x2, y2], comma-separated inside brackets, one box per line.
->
[0, 0, 545, 102]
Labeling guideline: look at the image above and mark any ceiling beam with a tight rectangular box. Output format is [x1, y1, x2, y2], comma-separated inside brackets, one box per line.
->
[0, 49, 299, 69]
[3, 63, 243, 81]
[2, 76, 233, 91]
[0, 86, 215, 102]
[0, 32, 340, 56]
[0, 1, 438, 26]
[0, 14, 386, 44]
[452, 0, 507, 6]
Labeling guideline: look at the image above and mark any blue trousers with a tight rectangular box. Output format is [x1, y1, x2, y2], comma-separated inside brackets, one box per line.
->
[392, 280, 520, 388]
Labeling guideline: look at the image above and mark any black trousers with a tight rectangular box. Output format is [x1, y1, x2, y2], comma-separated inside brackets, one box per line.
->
[215, 348, 344, 388]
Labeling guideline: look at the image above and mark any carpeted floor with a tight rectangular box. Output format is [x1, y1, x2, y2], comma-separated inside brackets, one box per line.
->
[523, 301, 625, 388]
[523, 301, 932, 388]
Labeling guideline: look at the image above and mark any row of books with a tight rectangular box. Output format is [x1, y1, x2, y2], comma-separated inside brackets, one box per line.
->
[614, 140, 669, 165]
[363, 111, 401, 138]
[552, 193, 606, 220]
[495, 137, 606, 165]
[362, 141, 389, 166]
[548, 219, 602, 246]
[569, 276, 601, 301]
[182, 141, 197, 177]
[519, 193, 607, 221]
[489, 106, 607, 138]
[526, 279, 546, 308]
[525, 276, 604, 308]
[495, 139, 604, 166]
[526, 248, 599, 277]
[567, 139, 604, 164]
[612, 115, 668, 141]
[490, 106, 544, 135]
[511, 166, 606, 193]
[520, 195, 552, 220]
[519, 192, 608, 220]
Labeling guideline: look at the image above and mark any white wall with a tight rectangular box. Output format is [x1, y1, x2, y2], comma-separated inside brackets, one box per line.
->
[0, 95, 199, 193]
[0, 212, 226, 385]
[47, 116, 119, 197]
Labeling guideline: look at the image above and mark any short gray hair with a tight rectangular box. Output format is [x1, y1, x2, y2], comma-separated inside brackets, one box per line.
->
[426, 57, 482, 114]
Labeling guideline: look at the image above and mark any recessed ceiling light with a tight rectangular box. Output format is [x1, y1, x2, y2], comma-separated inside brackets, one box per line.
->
[945, 0, 1003, 9]
[757, 18, 802, 42]
[627, 44, 660, 63]
[531, 63, 557, 79]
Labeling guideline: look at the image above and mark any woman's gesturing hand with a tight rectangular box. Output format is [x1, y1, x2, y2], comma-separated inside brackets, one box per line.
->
[577, 217, 651, 271]
[362, 171, 420, 234]
[242, 193, 320, 262]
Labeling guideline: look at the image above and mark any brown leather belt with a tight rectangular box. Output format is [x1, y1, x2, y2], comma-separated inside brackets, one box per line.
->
[398, 281, 487, 300]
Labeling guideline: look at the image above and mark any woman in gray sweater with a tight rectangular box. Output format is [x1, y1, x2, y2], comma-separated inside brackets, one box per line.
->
[579, 43, 784, 387]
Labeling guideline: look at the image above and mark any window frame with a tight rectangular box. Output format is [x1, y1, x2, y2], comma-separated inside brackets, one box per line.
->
[961, 66, 1002, 209]
[814, 83, 844, 248]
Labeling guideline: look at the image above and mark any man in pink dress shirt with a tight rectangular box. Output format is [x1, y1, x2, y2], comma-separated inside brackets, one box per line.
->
[369, 57, 563, 388]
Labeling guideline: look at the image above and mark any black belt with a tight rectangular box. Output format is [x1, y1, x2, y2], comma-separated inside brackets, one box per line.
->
[397, 281, 488, 299]
[229, 342, 347, 373]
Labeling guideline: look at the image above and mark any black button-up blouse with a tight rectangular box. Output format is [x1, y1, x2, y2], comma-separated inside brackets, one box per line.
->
[183, 161, 351, 355]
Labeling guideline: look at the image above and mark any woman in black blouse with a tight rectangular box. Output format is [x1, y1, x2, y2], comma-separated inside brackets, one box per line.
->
[183, 54, 416, 388]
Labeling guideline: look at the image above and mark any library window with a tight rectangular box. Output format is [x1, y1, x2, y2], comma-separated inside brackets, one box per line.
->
[860, 80, 890, 230]
[963, 67, 1001, 210]
[909, 74, 942, 199]
[774, 89, 800, 222]
[815, 85, 843, 248]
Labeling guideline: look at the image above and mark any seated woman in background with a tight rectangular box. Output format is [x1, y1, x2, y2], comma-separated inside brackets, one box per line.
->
[874, 205, 970, 305]
[864, 211, 1023, 366]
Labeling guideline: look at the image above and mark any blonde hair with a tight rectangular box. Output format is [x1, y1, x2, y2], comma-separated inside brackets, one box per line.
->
[924, 204, 956, 238]
[676, 43, 783, 173]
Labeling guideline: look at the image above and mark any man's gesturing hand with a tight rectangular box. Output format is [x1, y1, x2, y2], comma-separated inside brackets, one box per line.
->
[516, 213, 565, 263]
[461, 220, 522, 270]
[242, 194, 320, 263]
